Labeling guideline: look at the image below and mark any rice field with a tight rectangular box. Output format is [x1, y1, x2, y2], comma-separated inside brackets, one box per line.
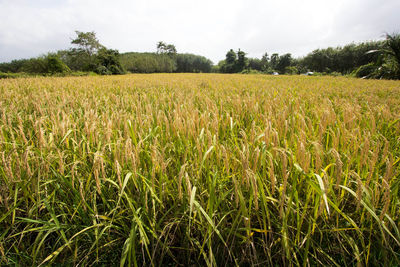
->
[0, 74, 399, 266]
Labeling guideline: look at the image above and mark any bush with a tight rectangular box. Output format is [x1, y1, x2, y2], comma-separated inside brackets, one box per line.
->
[0, 59, 29, 73]
[241, 69, 262, 74]
[285, 66, 299, 75]
[0, 72, 28, 79]
[46, 54, 71, 74]
[96, 66, 111, 75]
[353, 63, 377, 78]
[21, 58, 47, 74]
[96, 48, 125, 75]
[329, 71, 342, 76]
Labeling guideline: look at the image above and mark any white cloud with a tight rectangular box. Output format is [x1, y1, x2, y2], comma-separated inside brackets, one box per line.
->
[0, 0, 399, 63]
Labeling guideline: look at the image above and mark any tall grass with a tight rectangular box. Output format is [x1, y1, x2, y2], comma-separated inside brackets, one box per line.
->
[0, 74, 399, 266]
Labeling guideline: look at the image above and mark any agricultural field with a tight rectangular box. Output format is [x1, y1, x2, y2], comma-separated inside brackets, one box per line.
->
[0, 74, 399, 266]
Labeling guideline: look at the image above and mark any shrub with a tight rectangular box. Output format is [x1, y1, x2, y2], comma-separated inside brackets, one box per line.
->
[353, 63, 377, 78]
[46, 54, 71, 74]
[285, 66, 299, 75]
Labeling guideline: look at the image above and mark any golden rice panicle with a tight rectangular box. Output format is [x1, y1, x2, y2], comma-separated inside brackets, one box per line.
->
[177, 164, 186, 201]
[313, 142, 323, 172]
[279, 150, 288, 217]
[268, 156, 276, 195]
[331, 149, 343, 190]
[380, 154, 393, 220]
[1, 74, 400, 266]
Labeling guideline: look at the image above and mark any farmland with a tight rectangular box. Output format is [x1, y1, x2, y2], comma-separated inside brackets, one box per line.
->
[0, 74, 399, 266]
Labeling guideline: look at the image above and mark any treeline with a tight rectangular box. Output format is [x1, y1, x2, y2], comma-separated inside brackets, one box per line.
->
[299, 34, 399, 79]
[217, 41, 384, 75]
[298, 41, 384, 73]
[120, 41, 213, 73]
[0, 31, 124, 76]
[1, 31, 399, 79]
[120, 53, 175, 73]
[0, 32, 214, 76]
[217, 33, 400, 79]
[216, 50, 294, 74]
[0, 54, 71, 75]
[120, 53, 213, 73]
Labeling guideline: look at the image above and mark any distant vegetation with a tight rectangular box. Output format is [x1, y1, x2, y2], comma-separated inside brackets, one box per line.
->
[0, 31, 124, 76]
[120, 52, 176, 73]
[175, 54, 213, 73]
[0, 31, 399, 79]
[217, 33, 400, 79]
[297, 41, 384, 74]
[119, 53, 213, 73]
[119, 40, 213, 73]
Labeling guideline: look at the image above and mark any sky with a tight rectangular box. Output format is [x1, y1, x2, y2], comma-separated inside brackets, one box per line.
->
[0, 0, 399, 64]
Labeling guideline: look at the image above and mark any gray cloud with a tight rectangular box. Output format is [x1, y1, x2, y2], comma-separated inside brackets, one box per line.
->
[0, 0, 399, 64]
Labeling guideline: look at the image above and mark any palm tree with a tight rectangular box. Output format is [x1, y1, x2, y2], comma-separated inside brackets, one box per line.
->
[367, 33, 400, 79]
[380, 33, 400, 79]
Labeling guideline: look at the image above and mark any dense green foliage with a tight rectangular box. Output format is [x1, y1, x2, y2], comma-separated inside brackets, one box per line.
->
[294, 34, 399, 79]
[364, 33, 400, 80]
[175, 54, 213, 73]
[219, 50, 293, 74]
[0, 31, 124, 76]
[217, 34, 400, 79]
[157, 41, 177, 56]
[60, 31, 124, 75]
[218, 49, 248, 73]
[1, 31, 399, 79]
[0, 72, 29, 79]
[353, 63, 377, 78]
[297, 41, 384, 74]
[95, 48, 124, 75]
[120, 52, 213, 73]
[0, 54, 70, 75]
[57, 48, 97, 72]
[0, 59, 29, 73]
[120, 52, 177, 73]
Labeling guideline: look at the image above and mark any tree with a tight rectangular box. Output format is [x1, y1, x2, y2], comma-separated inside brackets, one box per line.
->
[270, 53, 279, 70]
[45, 54, 70, 74]
[285, 66, 298, 75]
[261, 52, 270, 71]
[71, 31, 104, 56]
[19, 53, 69, 74]
[276, 53, 292, 74]
[351, 33, 400, 79]
[59, 31, 124, 74]
[0, 59, 29, 73]
[248, 58, 262, 71]
[175, 54, 213, 73]
[157, 41, 167, 54]
[297, 40, 383, 74]
[166, 44, 177, 55]
[226, 49, 236, 65]
[119, 52, 176, 73]
[157, 41, 177, 56]
[222, 49, 237, 73]
[20, 58, 47, 74]
[64, 31, 105, 71]
[374, 33, 400, 79]
[96, 48, 124, 75]
[219, 49, 249, 73]
[236, 49, 248, 72]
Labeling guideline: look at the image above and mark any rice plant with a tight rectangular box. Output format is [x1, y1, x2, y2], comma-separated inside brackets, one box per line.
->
[0, 74, 399, 266]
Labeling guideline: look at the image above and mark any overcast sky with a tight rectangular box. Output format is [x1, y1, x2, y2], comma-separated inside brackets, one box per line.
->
[0, 0, 399, 64]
